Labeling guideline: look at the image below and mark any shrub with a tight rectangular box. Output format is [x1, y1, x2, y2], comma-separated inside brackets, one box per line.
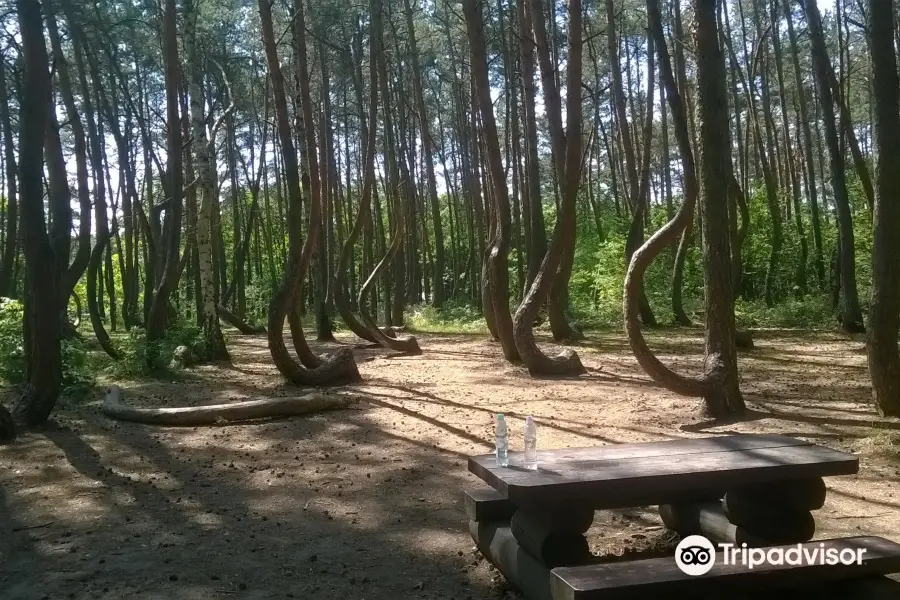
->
[0, 297, 95, 399]
[110, 319, 206, 377]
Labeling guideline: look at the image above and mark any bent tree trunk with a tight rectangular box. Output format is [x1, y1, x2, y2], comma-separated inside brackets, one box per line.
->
[866, 0, 900, 417]
[607, 0, 655, 328]
[88, 234, 119, 360]
[464, 0, 520, 364]
[626, 0, 744, 419]
[512, 0, 585, 376]
[671, 0, 693, 325]
[354, 0, 421, 354]
[258, 0, 360, 385]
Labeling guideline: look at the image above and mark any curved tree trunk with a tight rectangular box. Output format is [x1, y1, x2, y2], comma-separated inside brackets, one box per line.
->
[146, 0, 183, 346]
[512, 0, 585, 376]
[670, 0, 693, 324]
[87, 235, 119, 359]
[518, 0, 547, 295]
[258, 0, 360, 386]
[607, 0, 656, 328]
[626, 0, 744, 419]
[335, 39, 380, 345]
[352, 0, 422, 355]
[866, 0, 900, 417]
[464, 0, 520, 363]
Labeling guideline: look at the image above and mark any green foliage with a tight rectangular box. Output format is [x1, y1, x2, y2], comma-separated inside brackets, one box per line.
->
[109, 320, 206, 377]
[0, 298, 26, 383]
[735, 295, 835, 329]
[0, 298, 95, 399]
[406, 302, 487, 334]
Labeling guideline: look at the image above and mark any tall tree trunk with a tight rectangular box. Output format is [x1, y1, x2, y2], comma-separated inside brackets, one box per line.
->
[671, 0, 694, 325]
[770, 0, 806, 299]
[866, 0, 900, 416]
[257, 0, 360, 384]
[463, 0, 520, 363]
[803, 0, 864, 332]
[518, 0, 547, 294]
[784, 0, 825, 290]
[13, 0, 62, 427]
[0, 51, 18, 298]
[147, 0, 184, 346]
[626, 0, 744, 419]
[185, 0, 229, 360]
[403, 0, 445, 308]
[511, 0, 585, 375]
[607, 0, 655, 327]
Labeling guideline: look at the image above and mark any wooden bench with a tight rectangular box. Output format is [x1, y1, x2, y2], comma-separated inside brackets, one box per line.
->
[465, 434, 875, 600]
[551, 536, 900, 599]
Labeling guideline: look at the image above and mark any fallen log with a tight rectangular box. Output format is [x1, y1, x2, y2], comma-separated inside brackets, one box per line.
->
[102, 385, 362, 426]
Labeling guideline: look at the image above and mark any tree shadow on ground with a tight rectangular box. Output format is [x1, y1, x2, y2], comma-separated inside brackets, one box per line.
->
[0, 407, 497, 600]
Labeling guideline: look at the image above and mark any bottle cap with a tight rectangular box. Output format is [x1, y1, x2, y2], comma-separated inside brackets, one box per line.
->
[497, 413, 504, 419]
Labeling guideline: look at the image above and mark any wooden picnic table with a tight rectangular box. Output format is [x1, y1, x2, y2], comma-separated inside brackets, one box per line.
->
[463, 433, 885, 600]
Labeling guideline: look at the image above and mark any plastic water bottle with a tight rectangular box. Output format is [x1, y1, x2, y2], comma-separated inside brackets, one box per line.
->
[524, 416, 537, 470]
[495, 414, 509, 467]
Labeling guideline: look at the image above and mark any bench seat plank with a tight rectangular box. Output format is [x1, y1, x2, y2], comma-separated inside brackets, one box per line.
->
[469, 435, 858, 507]
[550, 536, 900, 600]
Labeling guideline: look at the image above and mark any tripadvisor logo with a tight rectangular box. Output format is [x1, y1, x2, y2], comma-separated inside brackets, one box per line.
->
[675, 535, 868, 576]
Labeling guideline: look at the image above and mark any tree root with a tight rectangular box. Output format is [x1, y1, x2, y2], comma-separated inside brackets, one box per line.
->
[102, 385, 363, 427]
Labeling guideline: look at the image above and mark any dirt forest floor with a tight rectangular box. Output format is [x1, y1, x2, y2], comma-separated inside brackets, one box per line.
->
[3, 327, 900, 599]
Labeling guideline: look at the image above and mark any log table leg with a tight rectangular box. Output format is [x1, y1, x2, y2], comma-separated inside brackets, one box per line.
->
[659, 477, 826, 548]
[466, 488, 595, 600]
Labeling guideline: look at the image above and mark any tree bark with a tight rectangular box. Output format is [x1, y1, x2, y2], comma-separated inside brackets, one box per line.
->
[185, 0, 229, 361]
[0, 52, 16, 298]
[13, 0, 63, 427]
[518, 0, 547, 295]
[866, 0, 900, 416]
[784, 0, 825, 290]
[626, 0, 744, 419]
[258, 0, 360, 385]
[463, 0, 520, 363]
[671, 0, 693, 325]
[607, 0, 655, 327]
[803, 0, 865, 332]
[147, 0, 184, 346]
[511, 0, 585, 376]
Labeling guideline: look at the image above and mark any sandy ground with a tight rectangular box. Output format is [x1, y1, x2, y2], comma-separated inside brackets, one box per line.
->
[2, 327, 899, 599]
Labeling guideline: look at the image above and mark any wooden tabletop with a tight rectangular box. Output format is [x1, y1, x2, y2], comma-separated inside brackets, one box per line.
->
[468, 434, 858, 508]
